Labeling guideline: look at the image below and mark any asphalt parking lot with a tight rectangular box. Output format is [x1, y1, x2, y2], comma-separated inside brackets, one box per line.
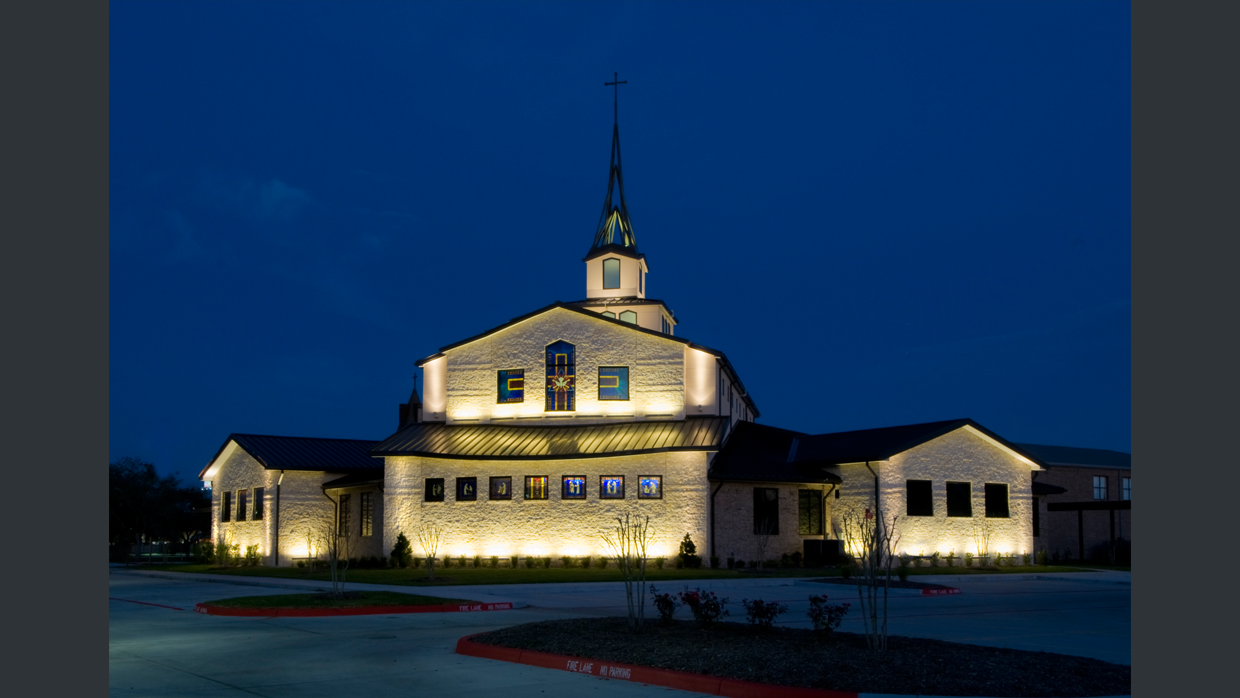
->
[108, 569, 1130, 697]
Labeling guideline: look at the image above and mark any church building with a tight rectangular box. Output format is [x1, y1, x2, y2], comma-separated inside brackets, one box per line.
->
[201, 97, 1052, 568]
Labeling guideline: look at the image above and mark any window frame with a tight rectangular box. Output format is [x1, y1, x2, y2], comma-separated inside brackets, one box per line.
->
[1093, 475, 1108, 500]
[983, 483, 1010, 518]
[905, 480, 933, 517]
[236, 489, 248, 522]
[338, 493, 351, 535]
[360, 492, 373, 537]
[497, 369, 525, 404]
[599, 475, 625, 499]
[602, 257, 620, 289]
[601, 311, 616, 319]
[524, 475, 549, 501]
[753, 487, 780, 535]
[598, 366, 630, 401]
[489, 476, 512, 501]
[561, 475, 587, 500]
[425, 478, 445, 503]
[638, 475, 663, 500]
[456, 477, 478, 501]
[618, 309, 637, 324]
[945, 481, 973, 518]
[253, 487, 264, 520]
[221, 491, 232, 523]
[1121, 477, 1131, 501]
[797, 489, 822, 535]
[545, 340, 576, 412]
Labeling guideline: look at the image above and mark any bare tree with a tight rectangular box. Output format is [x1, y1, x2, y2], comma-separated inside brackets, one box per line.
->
[839, 502, 901, 651]
[313, 518, 353, 595]
[972, 519, 995, 566]
[416, 522, 444, 581]
[754, 518, 775, 570]
[601, 513, 654, 629]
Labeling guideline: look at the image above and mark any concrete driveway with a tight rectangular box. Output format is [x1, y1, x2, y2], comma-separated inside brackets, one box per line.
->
[109, 569, 1129, 697]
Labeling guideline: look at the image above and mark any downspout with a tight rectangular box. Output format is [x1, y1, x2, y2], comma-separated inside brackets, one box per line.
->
[709, 480, 725, 558]
[822, 483, 837, 538]
[864, 461, 879, 523]
[274, 470, 285, 565]
[322, 488, 339, 543]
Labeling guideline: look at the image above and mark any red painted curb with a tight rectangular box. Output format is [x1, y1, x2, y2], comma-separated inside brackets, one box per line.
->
[921, 587, 961, 595]
[194, 601, 514, 617]
[455, 634, 859, 698]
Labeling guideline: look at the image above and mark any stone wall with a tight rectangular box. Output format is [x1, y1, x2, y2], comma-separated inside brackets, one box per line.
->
[382, 451, 711, 561]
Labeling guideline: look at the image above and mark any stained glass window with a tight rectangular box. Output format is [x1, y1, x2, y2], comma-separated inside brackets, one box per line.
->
[600, 476, 625, 499]
[498, 369, 524, 403]
[425, 478, 445, 502]
[562, 476, 587, 500]
[619, 310, 637, 324]
[545, 341, 575, 411]
[525, 476, 549, 500]
[598, 366, 629, 401]
[456, 477, 477, 501]
[638, 476, 662, 499]
[490, 477, 512, 500]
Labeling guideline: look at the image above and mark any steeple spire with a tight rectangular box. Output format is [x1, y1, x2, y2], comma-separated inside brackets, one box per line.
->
[590, 73, 637, 255]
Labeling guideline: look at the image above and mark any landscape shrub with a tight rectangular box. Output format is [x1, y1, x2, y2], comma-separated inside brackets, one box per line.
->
[965, 552, 974, 567]
[1036, 549, 1047, 566]
[678, 587, 729, 627]
[524, 556, 535, 569]
[509, 556, 518, 568]
[295, 560, 306, 568]
[473, 555, 481, 568]
[391, 533, 413, 569]
[655, 556, 666, 569]
[560, 556, 573, 568]
[896, 554, 910, 582]
[764, 559, 779, 569]
[837, 560, 852, 580]
[581, 555, 592, 569]
[649, 585, 678, 622]
[806, 594, 851, 633]
[678, 534, 703, 569]
[710, 555, 720, 569]
[946, 550, 956, 567]
[443, 556, 452, 569]
[726, 556, 736, 569]
[742, 598, 788, 628]
[747, 560, 759, 569]
[597, 557, 608, 569]
[458, 555, 467, 568]
[541, 556, 552, 569]
[489, 555, 499, 568]
[780, 553, 791, 568]
[191, 542, 213, 565]
[412, 557, 423, 569]
[790, 551, 803, 568]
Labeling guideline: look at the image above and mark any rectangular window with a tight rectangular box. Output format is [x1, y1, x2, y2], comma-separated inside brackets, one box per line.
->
[946, 482, 972, 517]
[237, 490, 248, 522]
[1122, 477, 1131, 501]
[524, 476, 548, 500]
[984, 483, 1009, 518]
[425, 478, 445, 502]
[456, 477, 477, 501]
[221, 491, 232, 522]
[797, 490, 822, 535]
[603, 258, 620, 289]
[754, 488, 779, 535]
[1032, 497, 1040, 537]
[338, 493, 351, 535]
[906, 480, 933, 517]
[497, 369, 524, 403]
[1093, 476, 1108, 500]
[562, 476, 587, 500]
[360, 492, 373, 536]
[598, 366, 629, 401]
[638, 475, 662, 499]
[489, 476, 512, 500]
[545, 341, 576, 411]
[253, 487, 264, 520]
[600, 475, 625, 499]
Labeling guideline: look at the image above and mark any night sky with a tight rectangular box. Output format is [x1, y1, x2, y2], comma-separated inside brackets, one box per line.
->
[110, 1, 1131, 485]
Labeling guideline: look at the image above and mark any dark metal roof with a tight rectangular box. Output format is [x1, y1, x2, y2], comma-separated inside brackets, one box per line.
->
[200, 433, 380, 478]
[791, 419, 1046, 468]
[707, 421, 842, 485]
[588, 112, 638, 257]
[1013, 443, 1130, 470]
[1032, 480, 1069, 496]
[322, 469, 385, 490]
[370, 416, 729, 461]
[413, 302, 759, 418]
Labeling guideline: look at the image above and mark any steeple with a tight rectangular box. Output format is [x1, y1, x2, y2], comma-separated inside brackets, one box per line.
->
[585, 73, 648, 301]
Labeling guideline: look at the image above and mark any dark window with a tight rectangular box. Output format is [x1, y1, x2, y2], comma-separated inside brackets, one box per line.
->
[338, 493, 351, 535]
[562, 476, 587, 499]
[1093, 476, 1108, 500]
[237, 490, 248, 522]
[425, 478, 445, 502]
[253, 487, 264, 520]
[489, 477, 512, 500]
[497, 369, 524, 403]
[360, 492, 373, 536]
[221, 491, 232, 522]
[619, 310, 637, 324]
[598, 367, 629, 400]
[1032, 497, 1040, 537]
[545, 340, 575, 411]
[984, 483, 1009, 518]
[639, 271, 643, 294]
[754, 488, 779, 535]
[906, 480, 933, 517]
[946, 482, 972, 517]
[797, 490, 822, 535]
[603, 258, 620, 289]
[638, 475, 662, 499]
[456, 477, 477, 501]
[1122, 477, 1131, 501]
[524, 476, 548, 500]
[600, 475, 625, 499]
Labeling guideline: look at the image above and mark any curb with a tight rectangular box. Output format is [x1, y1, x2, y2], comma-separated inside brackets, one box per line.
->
[793, 580, 961, 596]
[195, 601, 515, 617]
[455, 634, 1129, 698]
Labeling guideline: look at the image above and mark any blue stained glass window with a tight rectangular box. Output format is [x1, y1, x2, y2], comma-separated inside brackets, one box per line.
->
[545, 341, 575, 411]
[598, 366, 629, 401]
[639, 476, 662, 499]
[498, 369, 524, 403]
[600, 476, 625, 499]
[562, 476, 587, 500]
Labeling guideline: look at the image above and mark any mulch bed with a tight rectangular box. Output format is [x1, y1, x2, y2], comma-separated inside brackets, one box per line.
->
[806, 577, 959, 591]
[471, 618, 1129, 697]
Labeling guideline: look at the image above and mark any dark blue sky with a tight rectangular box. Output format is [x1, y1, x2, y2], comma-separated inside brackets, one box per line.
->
[110, 1, 1130, 485]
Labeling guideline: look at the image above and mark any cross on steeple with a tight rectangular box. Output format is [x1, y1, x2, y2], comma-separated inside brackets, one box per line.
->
[604, 72, 627, 126]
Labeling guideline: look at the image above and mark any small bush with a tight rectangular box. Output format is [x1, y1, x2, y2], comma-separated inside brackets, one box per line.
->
[524, 556, 536, 568]
[391, 533, 414, 568]
[780, 553, 791, 568]
[509, 556, 518, 568]
[838, 561, 852, 580]
[597, 557, 608, 569]
[541, 556, 551, 569]
[472, 555, 481, 568]
[655, 556, 666, 569]
[931, 551, 941, 567]
[896, 555, 910, 582]
[295, 560, 306, 568]
[649, 584, 678, 623]
[1036, 549, 1047, 566]
[412, 557, 423, 569]
[672, 556, 682, 569]
[677, 534, 702, 568]
[965, 552, 974, 567]
[709, 555, 720, 569]
[489, 555, 499, 568]
[807, 594, 851, 633]
[560, 556, 574, 569]
[726, 556, 736, 569]
[678, 587, 729, 627]
[790, 551, 802, 568]
[946, 550, 956, 567]
[742, 598, 788, 628]
[747, 560, 759, 569]
[458, 554, 467, 568]
[581, 556, 592, 569]
[443, 556, 452, 569]
[1022, 552, 1032, 566]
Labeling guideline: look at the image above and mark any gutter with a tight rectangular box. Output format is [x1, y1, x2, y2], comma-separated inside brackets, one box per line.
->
[709, 480, 726, 558]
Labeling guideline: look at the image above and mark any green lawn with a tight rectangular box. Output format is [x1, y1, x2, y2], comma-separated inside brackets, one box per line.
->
[203, 590, 473, 609]
[138, 562, 1098, 586]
